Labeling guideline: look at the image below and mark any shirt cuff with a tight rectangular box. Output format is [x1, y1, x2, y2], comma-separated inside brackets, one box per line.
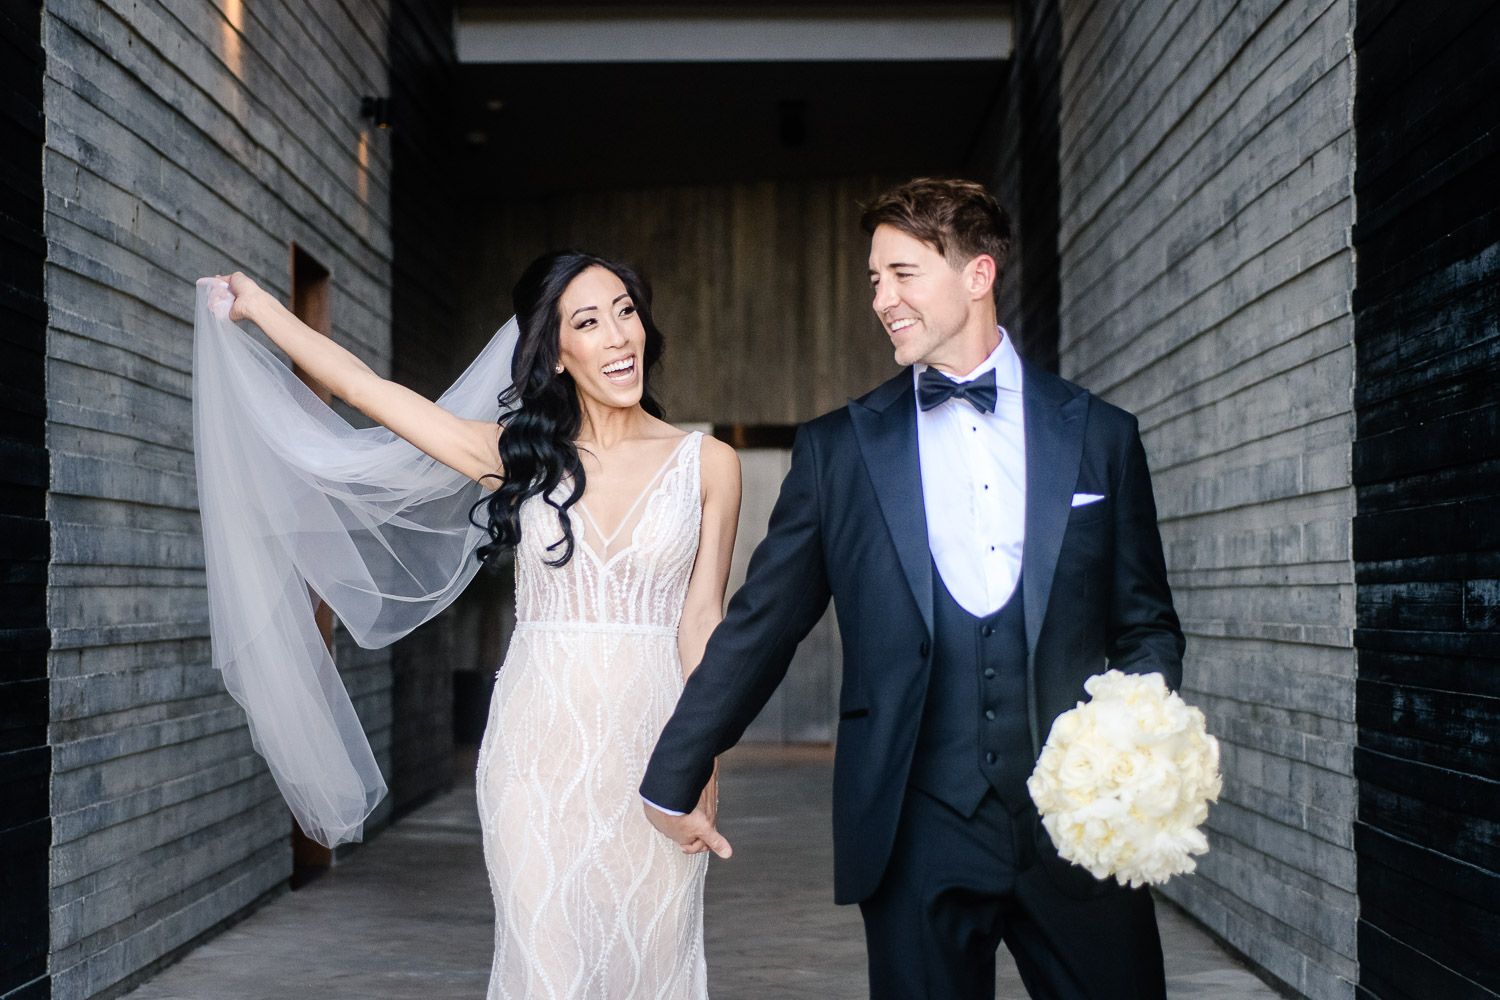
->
[641, 796, 687, 817]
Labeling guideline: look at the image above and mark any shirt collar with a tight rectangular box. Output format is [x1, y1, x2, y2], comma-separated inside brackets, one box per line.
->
[913, 327, 1023, 394]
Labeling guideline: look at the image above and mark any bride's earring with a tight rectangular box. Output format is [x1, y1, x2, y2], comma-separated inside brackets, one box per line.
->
[554, 363, 565, 376]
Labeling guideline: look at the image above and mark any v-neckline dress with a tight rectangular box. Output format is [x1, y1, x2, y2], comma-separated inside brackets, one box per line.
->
[477, 431, 708, 1000]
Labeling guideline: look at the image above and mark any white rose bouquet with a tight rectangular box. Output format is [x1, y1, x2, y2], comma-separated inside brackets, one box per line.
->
[1026, 670, 1222, 888]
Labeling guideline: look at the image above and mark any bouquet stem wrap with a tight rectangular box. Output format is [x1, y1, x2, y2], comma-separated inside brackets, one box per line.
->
[192, 278, 518, 846]
[1027, 670, 1222, 887]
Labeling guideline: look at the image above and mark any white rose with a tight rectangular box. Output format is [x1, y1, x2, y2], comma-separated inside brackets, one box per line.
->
[1132, 759, 1181, 816]
[1055, 741, 1107, 804]
[1105, 748, 1148, 793]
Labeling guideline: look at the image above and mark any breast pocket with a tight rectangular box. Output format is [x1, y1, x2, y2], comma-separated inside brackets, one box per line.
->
[1066, 494, 1110, 526]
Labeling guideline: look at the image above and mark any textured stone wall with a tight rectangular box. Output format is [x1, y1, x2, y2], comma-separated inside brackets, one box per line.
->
[42, 1, 394, 996]
[1, 1, 51, 997]
[1054, 1, 1358, 997]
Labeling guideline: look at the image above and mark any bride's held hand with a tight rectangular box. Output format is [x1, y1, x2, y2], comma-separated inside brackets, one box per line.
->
[642, 800, 732, 860]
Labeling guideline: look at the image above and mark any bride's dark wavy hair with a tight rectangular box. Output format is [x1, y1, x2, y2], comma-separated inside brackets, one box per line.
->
[471, 250, 666, 569]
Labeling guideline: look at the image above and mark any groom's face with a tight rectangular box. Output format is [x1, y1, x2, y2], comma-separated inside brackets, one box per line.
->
[868, 224, 974, 371]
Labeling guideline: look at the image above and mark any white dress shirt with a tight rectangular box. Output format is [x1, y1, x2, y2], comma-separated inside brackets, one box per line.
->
[915, 330, 1026, 617]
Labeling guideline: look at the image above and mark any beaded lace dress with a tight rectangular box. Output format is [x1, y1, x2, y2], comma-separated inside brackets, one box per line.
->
[478, 431, 709, 1000]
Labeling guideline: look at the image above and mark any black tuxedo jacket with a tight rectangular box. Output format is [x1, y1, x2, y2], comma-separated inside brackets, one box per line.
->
[641, 363, 1185, 904]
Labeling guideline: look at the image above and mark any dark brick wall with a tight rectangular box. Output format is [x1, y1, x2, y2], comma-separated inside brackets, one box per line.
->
[0, 0, 50, 997]
[1352, 2, 1500, 998]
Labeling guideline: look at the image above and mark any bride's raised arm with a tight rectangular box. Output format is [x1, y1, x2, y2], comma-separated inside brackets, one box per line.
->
[214, 271, 504, 486]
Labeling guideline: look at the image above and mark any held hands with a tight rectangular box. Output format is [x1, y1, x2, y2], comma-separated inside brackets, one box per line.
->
[642, 778, 732, 860]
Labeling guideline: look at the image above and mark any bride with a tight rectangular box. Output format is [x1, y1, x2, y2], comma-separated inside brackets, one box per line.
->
[197, 250, 741, 999]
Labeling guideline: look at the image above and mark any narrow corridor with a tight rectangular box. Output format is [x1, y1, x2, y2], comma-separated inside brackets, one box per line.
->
[122, 745, 1278, 999]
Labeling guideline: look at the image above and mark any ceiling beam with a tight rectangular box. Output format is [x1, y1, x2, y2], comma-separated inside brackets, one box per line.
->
[455, 5, 1014, 63]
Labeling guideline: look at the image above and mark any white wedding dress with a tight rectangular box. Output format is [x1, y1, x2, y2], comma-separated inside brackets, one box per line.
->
[477, 431, 710, 1000]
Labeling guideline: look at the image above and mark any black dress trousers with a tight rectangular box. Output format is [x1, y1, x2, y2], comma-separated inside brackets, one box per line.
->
[859, 787, 1166, 1000]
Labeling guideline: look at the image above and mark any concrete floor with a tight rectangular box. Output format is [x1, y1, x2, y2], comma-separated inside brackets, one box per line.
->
[123, 745, 1280, 999]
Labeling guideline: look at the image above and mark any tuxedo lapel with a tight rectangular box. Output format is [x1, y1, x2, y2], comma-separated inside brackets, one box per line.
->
[849, 372, 934, 638]
[1021, 364, 1088, 659]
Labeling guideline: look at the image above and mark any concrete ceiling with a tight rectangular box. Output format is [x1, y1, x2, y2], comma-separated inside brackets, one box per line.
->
[453, 6, 1012, 194]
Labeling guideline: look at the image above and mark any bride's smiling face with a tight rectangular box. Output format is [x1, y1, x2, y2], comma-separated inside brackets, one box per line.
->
[556, 266, 647, 410]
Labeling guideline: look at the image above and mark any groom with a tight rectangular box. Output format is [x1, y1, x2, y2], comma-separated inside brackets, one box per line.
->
[642, 178, 1184, 999]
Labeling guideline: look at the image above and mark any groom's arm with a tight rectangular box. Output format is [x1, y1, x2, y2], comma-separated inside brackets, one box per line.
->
[642, 425, 833, 814]
[1105, 416, 1185, 690]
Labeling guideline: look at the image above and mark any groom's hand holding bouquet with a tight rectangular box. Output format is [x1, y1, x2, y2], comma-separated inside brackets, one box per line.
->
[1028, 670, 1222, 888]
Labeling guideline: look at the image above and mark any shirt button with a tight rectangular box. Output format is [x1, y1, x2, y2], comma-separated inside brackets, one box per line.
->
[989, 545, 995, 551]
[983, 484, 989, 490]
[985, 709, 996, 721]
[981, 624, 994, 638]
[985, 751, 997, 765]
[984, 668, 996, 679]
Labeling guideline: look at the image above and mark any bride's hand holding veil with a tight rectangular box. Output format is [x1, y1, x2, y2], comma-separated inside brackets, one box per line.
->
[206, 271, 504, 487]
[208, 270, 265, 322]
[192, 273, 521, 847]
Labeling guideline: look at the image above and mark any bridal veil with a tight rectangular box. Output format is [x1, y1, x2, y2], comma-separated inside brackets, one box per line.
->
[191, 277, 518, 846]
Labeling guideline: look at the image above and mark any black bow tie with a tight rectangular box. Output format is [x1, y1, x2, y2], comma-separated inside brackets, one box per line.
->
[917, 367, 998, 413]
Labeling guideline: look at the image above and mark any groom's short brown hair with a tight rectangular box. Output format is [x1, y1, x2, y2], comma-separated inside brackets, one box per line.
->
[860, 178, 1012, 293]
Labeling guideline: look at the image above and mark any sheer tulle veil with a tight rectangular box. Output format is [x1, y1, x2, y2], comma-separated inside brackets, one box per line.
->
[191, 277, 519, 846]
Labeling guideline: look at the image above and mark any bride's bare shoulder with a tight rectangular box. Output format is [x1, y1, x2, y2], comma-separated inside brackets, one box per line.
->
[696, 433, 740, 497]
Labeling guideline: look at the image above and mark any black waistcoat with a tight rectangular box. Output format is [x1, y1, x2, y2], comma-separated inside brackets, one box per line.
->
[907, 566, 1032, 817]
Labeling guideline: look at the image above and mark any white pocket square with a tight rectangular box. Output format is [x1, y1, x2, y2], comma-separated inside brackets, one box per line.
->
[1071, 493, 1105, 507]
